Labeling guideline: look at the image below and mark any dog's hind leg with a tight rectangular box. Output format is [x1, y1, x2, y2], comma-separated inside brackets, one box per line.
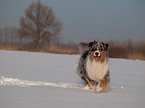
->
[84, 79, 88, 86]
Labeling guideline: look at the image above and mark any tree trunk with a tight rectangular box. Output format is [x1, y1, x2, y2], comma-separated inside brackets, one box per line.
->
[33, 38, 39, 49]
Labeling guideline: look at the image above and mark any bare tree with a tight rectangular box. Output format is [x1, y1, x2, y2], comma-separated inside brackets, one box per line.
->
[19, 1, 62, 49]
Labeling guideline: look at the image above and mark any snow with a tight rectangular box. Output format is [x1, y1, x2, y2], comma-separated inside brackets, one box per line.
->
[0, 50, 145, 108]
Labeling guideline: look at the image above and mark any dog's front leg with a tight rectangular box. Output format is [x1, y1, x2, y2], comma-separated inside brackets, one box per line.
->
[96, 74, 110, 93]
[86, 78, 93, 89]
[96, 82, 103, 93]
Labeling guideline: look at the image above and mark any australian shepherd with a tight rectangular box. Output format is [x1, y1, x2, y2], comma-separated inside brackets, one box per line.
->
[77, 40, 110, 93]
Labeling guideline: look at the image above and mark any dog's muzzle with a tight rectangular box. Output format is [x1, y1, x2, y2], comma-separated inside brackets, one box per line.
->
[93, 51, 101, 60]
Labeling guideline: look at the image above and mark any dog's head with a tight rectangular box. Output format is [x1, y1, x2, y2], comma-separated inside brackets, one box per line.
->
[89, 40, 109, 62]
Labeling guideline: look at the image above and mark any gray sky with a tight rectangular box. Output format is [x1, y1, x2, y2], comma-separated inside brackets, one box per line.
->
[0, 0, 145, 43]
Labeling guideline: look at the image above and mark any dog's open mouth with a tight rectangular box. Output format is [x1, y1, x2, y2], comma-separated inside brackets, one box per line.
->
[94, 56, 101, 61]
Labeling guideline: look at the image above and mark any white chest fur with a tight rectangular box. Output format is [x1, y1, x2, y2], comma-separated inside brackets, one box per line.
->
[86, 56, 109, 82]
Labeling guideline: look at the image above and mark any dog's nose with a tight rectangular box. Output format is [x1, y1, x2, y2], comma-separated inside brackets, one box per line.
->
[94, 51, 100, 57]
[95, 52, 99, 55]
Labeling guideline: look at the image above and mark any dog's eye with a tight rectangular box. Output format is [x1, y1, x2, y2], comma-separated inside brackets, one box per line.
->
[100, 49, 103, 51]
[99, 46, 104, 51]
[91, 48, 97, 51]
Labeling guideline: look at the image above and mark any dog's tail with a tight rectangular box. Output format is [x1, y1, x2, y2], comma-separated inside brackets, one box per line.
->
[78, 42, 89, 55]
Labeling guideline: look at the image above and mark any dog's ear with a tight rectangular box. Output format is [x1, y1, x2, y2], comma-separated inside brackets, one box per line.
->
[89, 42, 94, 48]
[104, 43, 109, 51]
[102, 42, 109, 51]
[79, 42, 89, 55]
[89, 40, 97, 48]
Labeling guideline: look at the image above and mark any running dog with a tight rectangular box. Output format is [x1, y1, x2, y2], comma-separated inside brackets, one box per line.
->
[77, 40, 110, 93]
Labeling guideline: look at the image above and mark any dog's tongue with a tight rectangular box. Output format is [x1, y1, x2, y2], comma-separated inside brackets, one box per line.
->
[95, 57, 100, 61]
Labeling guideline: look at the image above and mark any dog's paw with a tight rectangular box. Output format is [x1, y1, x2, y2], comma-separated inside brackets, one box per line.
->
[96, 86, 103, 93]
[84, 85, 90, 90]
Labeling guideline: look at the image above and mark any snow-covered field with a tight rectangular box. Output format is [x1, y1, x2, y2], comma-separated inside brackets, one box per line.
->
[0, 50, 145, 108]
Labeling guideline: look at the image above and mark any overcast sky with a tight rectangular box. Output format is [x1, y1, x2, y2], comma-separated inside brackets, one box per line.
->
[0, 0, 145, 43]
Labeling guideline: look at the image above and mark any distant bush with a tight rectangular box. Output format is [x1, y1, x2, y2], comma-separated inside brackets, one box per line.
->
[41, 42, 79, 54]
[108, 41, 128, 58]
[108, 40, 145, 60]
[0, 43, 21, 51]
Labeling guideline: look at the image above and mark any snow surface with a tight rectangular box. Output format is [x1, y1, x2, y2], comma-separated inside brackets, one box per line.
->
[0, 50, 145, 108]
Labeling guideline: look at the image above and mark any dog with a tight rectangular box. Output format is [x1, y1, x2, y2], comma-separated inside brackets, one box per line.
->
[77, 40, 110, 93]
